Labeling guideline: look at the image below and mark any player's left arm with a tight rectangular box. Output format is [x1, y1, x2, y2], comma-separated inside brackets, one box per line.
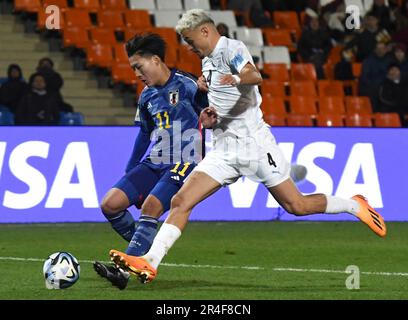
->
[220, 41, 263, 86]
[219, 62, 262, 86]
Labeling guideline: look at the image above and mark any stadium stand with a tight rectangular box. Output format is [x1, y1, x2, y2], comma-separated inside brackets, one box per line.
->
[2, 0, 407, 127]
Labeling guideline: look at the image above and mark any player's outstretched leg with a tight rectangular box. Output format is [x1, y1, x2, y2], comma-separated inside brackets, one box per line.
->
[93, 261, 130, 290]
[352, 195, 386, 237]
[268, 179, 387, 237]
[109, 250, 157, 283]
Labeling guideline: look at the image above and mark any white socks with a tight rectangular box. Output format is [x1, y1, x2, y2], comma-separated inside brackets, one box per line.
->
[325, 195, 360, 216]
[143, 223, 182, 270]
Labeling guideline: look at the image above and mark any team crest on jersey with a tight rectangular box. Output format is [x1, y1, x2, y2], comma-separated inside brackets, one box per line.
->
[169, 89, 179, 106]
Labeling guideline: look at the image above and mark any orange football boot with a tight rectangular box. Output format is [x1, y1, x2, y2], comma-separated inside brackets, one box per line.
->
[109, 249, 157, 283]
[352, 195, 387, 237]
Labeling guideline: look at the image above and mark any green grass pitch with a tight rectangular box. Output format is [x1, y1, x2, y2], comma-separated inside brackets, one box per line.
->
[0, 221, 407, 300]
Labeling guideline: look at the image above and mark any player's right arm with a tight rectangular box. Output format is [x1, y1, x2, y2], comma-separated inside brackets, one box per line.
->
[125, 101, 154, 173]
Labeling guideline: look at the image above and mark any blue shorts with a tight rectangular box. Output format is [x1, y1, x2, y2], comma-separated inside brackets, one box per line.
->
[113, 159, 195, 212]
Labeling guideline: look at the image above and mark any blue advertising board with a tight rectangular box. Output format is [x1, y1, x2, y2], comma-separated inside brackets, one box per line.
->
[0, 126, 407, 222]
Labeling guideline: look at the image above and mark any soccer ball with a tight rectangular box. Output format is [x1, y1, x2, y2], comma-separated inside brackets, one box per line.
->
[43, 252, 80, 289]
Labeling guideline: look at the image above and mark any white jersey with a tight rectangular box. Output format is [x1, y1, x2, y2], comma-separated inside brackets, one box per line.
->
[202, 36, 265, 140]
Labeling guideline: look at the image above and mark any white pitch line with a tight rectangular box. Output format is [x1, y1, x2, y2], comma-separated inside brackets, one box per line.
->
[1, 256, 407, 277]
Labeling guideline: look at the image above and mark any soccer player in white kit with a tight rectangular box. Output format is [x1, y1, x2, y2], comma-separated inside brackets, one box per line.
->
[109, 9, 387, 283]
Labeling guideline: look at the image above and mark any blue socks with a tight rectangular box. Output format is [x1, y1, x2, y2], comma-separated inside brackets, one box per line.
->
[126, 215, 159, 256]
[103, 210, 135, 242]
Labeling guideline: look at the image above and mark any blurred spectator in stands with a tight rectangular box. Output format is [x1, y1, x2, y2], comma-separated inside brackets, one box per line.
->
[391, 43, 408, 81]
[391, 0, 408, 49]
[367, 0, 396, 33]
[261, 0, 309, 13]
[216, 23, 230, 38]
[36, 57, 63, 94]
[359, 41, 393, 110]
[378, 64, 408, 122]
[15, 73, 61, 125]
[345, 14, 391, 62]
[334, 49, 354, 81]
[298, 17, 332, 79]
[227, 0, 262, 12]
[322, 1, 347, 43]
[249, 4, 274, 28]
[0, 64, 28, 114]
[36, 57, 74, 112]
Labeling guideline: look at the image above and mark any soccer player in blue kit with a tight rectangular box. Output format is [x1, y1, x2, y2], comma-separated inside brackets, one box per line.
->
[93, 33, 207, 289]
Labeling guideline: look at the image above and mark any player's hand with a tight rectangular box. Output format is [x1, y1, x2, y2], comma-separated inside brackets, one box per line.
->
[199, 106, 218, 129]
[197, 75, 208, 92]
[219, 74, 240, 86]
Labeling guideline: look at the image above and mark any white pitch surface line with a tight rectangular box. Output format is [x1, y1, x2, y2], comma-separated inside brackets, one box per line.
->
[1, 256, 408, 277]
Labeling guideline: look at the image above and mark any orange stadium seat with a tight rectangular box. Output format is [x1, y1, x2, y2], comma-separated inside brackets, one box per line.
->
[124, 28, 145, 41]
[323, 62, 335, 80]
[148, 27, 178, 47]
[178, 45, 201, 72]
[263, 29, 296, 52]
[261, 81, 286, 97]
[124, 10, 152, 29]
[97, 10, 125, 31]
[272, 11, 301, 39]
[89, 28, 117, 45]
[62, 27, 89, 48]
[319, 96, 346, 114]
[327, 45, 343, 65]
[316, 114, 344, 127]
[73, 0, 100, 13]
[374, 113, 402, 127]
[176, 60, 201, 77]
[345, 114, 373, 127]
[101, 0, 127, 10]
[345, 96, 373, 114]
[289, 96, 317, 115]
[262, 63, 289, 82]
[290, 81, 317, 97]
[264, 113, 287, 127]
[37, 7, 65, 30]
[42, 0, 68, 10]
[14, 0, 41, 12]
[352, 63, 362, 78]
[318, 80, 344, 97]
[111, 62, 137, 85]
[261, 96, 287, 116]
[287, 114, 314, 126]
[290, 63, 317, 81]
[113, 43, 129, 63]
[86, 43, 113, 68]
[64, 9, 92, 28]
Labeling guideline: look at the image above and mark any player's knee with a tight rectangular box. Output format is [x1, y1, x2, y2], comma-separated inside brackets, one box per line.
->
[100, 198, 124, 215]
[283, 200, 305, 216]
[141, 199, 163, 218]
[170, 193, 188, 212]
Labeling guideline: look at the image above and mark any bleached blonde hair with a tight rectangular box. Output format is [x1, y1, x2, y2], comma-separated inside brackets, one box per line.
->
[175, 9, 214, 34]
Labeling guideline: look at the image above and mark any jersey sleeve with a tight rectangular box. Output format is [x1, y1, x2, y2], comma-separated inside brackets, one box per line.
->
[125, 97, 154, 172]
[228, 40, 254, 74]
[192, 88, 208, 115]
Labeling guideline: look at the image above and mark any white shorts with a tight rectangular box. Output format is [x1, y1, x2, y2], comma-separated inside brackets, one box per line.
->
[193, 126, 290, 188]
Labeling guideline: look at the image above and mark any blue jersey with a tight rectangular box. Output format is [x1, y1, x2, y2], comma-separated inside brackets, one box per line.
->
[126, 69, 208, 172]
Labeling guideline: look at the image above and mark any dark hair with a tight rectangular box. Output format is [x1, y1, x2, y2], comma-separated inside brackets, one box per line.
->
[125, 33, 166, 61]
[29, 72, 46, 87]
[38, 57, 54, 68]
[7, 64, 23, 79]
[387, 63, 401, 71]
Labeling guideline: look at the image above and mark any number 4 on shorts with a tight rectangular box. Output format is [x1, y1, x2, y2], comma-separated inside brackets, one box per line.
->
[267, 153, 276, 167]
